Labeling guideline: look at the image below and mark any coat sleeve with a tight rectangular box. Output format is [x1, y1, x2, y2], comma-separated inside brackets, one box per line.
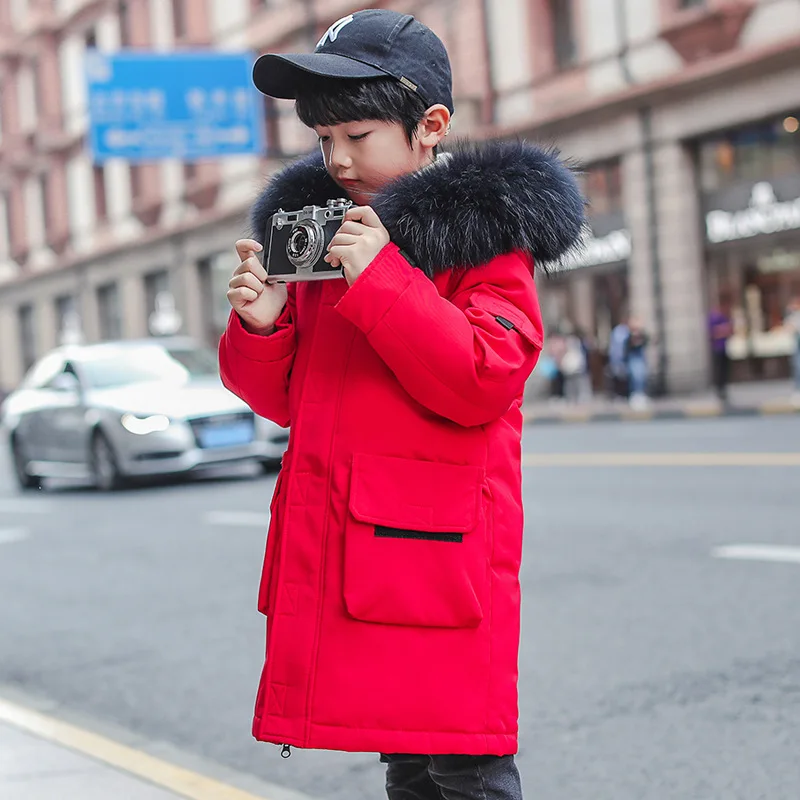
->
[217, 285, 297, 427]
[335, 243, 543, 428]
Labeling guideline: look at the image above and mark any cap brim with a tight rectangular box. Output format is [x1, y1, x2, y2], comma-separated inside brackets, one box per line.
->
[253, 53, 390, 99]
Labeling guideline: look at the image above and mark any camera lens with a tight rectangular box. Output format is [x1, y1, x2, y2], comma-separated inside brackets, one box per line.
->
[288, 228, 309, 258]
[285, 220, 324, 269]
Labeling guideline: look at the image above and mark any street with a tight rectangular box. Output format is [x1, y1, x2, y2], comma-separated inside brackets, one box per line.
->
[1, 415, 800, 800]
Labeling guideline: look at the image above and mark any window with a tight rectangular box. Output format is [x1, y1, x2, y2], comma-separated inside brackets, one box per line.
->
[84, 27, 97, 49]
[97, 282, 122, 340]
[144, 269, 170, 328]
[1, 190, 12, 253]
[39, 173, 51, 234]
[119, 0, 132, 46]
[22, 353, 66, 390]
[698, 114, 800, 192]
[55, 294, 80, 344]
[172, 0, 186, 38]
[93, 165, 108, 221]
[678, 0, 706, 8]
[551, 0, 577, 70]
[582, 160, 623, 216]
[18, 304, 37, 374]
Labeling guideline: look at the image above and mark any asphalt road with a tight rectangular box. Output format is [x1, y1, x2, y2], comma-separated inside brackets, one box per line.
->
[1, 415, 799, 800]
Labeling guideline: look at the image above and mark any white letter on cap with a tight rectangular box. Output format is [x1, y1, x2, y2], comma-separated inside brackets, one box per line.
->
[317, 15, 354, 48]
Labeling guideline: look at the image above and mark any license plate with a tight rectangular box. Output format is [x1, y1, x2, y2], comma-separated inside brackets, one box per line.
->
[198, 421, 254, 448]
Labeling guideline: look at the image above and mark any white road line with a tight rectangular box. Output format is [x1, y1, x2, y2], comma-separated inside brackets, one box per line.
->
[0, 528, 29, 544]
[205, 511, 270, 527]
[712, 545, 800, 565]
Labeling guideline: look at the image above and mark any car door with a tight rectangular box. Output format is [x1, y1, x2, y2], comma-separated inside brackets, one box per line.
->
[13, 354, 67, 463]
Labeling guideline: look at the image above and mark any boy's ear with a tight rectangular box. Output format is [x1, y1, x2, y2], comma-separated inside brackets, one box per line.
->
[417, 105, 451, 149]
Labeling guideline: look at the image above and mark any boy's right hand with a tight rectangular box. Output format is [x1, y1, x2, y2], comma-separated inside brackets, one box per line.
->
[228, 239, 288, 336]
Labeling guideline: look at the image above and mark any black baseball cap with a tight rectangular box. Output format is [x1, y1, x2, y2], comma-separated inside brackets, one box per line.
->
[252, 9, 454, 114]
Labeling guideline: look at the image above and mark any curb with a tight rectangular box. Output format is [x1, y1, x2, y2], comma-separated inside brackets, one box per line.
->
[523, 402, 800, 426]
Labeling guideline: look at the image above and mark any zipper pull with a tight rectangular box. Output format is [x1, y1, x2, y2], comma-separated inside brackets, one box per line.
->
[280, 744, 292, 758]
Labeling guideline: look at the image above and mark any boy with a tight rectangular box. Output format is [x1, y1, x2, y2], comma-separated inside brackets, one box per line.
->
[219, 9, 584, 799]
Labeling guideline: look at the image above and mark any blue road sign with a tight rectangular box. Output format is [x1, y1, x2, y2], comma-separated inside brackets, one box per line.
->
[85, 51, 264, 162]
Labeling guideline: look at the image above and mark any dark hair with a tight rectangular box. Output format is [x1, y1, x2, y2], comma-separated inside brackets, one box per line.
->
[294, 76, 430, 146]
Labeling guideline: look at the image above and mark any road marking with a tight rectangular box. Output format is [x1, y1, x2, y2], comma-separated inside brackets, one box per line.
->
[522, 452, 800, 467]
[0, 498, 53, 514]
[712, 545, 800, 565]
[205, 511, 270, 527]
[0, 696, 274, 800]
[0, 528, 28, 544]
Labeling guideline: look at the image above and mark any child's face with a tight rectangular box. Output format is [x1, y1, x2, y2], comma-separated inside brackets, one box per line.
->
[315, 119, 433, 206]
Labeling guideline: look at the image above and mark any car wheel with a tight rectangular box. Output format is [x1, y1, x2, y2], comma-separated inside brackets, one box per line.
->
[9, 436, 42, 492]
[90, 431, 124, 491]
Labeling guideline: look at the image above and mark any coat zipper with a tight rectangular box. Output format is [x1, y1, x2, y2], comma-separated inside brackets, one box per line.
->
[280, 744, 292, 758]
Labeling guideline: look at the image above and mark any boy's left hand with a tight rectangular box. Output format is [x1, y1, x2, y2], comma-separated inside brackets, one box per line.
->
[325, 206, 390, 286]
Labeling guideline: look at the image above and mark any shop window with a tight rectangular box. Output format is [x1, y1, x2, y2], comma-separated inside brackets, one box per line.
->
[698, 114, 800, 192]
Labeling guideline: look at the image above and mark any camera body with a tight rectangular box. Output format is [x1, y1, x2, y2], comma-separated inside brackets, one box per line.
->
[265, 198, 352, 282]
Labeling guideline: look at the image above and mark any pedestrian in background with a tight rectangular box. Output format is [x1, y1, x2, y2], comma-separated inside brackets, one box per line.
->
[608, 320, 630, 400]
[626, 317, 650, 409]
[708, 307, 733, 402]
[218, 9, 585, 799]
[785, 296, 800, 404]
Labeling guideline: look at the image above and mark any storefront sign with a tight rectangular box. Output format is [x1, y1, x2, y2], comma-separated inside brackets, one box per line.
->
[706, 182, 800, 244]
[562, 228, 631, 271]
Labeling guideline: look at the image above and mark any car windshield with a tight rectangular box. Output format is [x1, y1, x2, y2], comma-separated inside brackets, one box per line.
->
[79, 345, 218, 389]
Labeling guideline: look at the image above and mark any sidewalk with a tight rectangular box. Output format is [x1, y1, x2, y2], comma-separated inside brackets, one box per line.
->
[0, 721, 184, 800]
[523, 379, 800, 425]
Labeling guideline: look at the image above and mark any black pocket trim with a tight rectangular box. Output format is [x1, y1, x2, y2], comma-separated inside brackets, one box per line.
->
[374, 526, 463, 543]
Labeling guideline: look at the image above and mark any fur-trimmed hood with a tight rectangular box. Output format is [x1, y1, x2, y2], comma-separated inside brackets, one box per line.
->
[250, 139, 585, 276]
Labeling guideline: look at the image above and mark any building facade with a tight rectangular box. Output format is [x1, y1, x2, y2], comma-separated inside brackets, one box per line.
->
[483, 0, 800, 393]
[0, 0, 493, 389]
[1, 0, 800, 394]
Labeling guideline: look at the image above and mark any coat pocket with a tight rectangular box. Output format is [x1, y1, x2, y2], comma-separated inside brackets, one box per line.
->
[257, 467, 285, 617]
[343, 454, 487, 628]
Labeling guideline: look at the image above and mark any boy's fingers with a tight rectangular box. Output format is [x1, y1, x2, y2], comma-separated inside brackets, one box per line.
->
[336, 220, 367, 236]
[235, 239, 263, 262]
[227, 286, 258, 305]
[229, 272, 264, 295]
[345, 206, 382, 228]
[234, 256, 268, 283]
[327, 233, 359, 249]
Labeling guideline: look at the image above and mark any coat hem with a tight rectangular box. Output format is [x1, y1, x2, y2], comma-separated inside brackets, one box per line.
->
[253, 717, 518, 756]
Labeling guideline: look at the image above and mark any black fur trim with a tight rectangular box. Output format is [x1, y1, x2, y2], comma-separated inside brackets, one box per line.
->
[250, 139, 586, 276]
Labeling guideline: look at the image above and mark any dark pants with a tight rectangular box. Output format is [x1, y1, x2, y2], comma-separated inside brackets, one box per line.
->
[712, 349, 729, 400]
[381, 753, 523, 800]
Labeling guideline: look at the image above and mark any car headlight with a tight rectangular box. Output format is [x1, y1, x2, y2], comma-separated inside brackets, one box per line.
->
[120, 413, 171, 435]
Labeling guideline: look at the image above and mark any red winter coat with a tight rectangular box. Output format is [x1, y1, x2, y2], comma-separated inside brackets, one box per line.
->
[219, 140, 584, 756]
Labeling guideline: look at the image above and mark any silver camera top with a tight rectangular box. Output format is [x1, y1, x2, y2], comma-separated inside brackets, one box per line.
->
[273, 198, 351, 230]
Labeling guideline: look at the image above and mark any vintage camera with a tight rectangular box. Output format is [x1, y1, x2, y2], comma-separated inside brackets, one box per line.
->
[265, 198, 352, 282]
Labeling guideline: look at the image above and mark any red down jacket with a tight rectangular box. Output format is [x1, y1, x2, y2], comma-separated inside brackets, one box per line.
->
[219, 139, 584, 755]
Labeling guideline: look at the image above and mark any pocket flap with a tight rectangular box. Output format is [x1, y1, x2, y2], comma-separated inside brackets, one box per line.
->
[350, 454, 484, 534]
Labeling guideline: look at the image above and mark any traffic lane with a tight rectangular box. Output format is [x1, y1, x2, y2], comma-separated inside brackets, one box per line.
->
[519, 461, 800, 798]
[2, 419, 800, 799]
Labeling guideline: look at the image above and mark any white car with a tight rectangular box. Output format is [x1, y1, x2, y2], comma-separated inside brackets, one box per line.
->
[1, 338, 288, 491]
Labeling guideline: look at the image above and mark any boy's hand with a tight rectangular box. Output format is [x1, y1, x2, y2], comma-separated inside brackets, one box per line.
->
[228, 239, 288, 335]
[325, 206, 390, 286]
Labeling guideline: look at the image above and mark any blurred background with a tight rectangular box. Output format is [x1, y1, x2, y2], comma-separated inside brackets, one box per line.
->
[1, 2, 800, 800]
[0, 0, 798, 401]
